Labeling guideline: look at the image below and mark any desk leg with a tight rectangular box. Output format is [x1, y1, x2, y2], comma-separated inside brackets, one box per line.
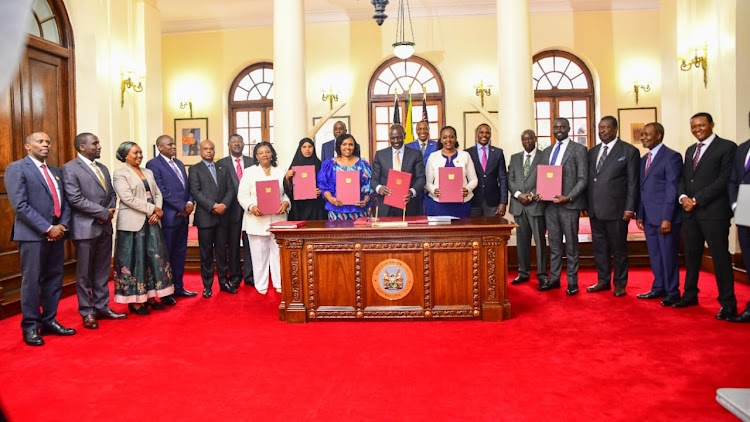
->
[278, 238, 308, 323]
[481, 235, 512, 321]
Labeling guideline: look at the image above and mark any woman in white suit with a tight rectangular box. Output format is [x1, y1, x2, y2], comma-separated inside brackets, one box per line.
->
[424, 126, 478, 217]
[112, 141, 174, 315]
[237, 141, 290, 295]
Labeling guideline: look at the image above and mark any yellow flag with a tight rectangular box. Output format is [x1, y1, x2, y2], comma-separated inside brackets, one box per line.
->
[404, 90, 414, 144]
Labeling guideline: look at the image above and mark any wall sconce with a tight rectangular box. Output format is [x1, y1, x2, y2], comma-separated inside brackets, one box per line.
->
[633, 82, 650, 104]
[180, 100, 193, 118]
[679, 44, 708, 88]
[120, 69, 144, 108]
[474, 80, 492, 108]
[321, 86, 338, 110]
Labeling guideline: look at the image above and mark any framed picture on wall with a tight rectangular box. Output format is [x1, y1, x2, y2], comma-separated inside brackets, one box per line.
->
[463, 111, 498, 149]
[174, 117, 208, 165]
[617, 107, 657, 145]
[312, 115, 350, 159]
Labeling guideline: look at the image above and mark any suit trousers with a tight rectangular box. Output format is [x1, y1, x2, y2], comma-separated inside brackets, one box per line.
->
[225, 219, 245, 282]
[515, 209, 548, 281]
[545, 205, 580, 286]
[738, 225, 750, 308]
[162, 222, 188, 291]
[682, 217, 736, 308]
[197, 225, 228, 288]
[18, 240, 65, 330]
[471, 201, 497, 217]
[590, 217, 629, 287]
[249, 233, 280, 291]
[242, 231, 255, 284]
[643, 221, 681, 297]
[73, 233, 114, 316]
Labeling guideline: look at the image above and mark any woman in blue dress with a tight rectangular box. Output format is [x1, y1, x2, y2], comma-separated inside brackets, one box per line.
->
[424, 126, 478, 217]
[317, 134, 373, 220]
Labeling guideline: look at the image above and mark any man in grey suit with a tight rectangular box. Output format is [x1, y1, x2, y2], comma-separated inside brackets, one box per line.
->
[372, 124, 426, 217]
[539, 118, 588, 295]
[508, 130, 548, 285]
[5, 132, 75, 346]
[216, 133, 255, 289]
[62, 133, 127, 329]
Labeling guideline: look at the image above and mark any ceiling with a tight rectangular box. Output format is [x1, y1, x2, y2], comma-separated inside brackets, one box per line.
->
[158, 0, 659, 34]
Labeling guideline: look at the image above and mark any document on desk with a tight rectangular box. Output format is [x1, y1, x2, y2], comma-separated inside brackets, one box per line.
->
[384, 169, 412, 209]
[336, 170, 360, 205]
[256, 180, 280, 215]
[439, 167, 463, 203]
[292, 165, 317, 200]
[536, 165, 562, 201]
[735, 184, 750, 227]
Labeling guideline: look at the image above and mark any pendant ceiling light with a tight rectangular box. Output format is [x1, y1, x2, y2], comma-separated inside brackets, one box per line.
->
[392, 0, 415, 59]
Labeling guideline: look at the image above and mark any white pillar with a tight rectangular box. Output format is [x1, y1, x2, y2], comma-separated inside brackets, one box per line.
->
[496, 0, 534, 151]
[273, 0, 308, 169]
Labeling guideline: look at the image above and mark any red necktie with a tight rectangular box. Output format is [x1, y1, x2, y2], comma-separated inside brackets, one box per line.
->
[481, 146, 488, 171]
[235, 157, 243, 181]
[692, 142, 703, 170]
[645, 152, 652, 174]
[41, 164, 61, 218]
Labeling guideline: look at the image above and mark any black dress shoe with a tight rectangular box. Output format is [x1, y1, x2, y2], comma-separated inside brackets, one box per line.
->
[128, 303, 150, 316]
[586, 282, 611, 293]
[672, 297, 699, 308]
[161, 296, 177, 306]
[82, 315, 99, 329]
[716, 306, 737, 321]
[229, 280, 241, 289]
[510, 276, 530, 285]
[637, 291, 665, 299]
[566, 287, 579, 295]
[203, 288, 212, 298]
[23, 329, 44, 346]
[146, 300, 166, 311]
[730, 308, 750, 323]
[40, 320, 76, 336]
[96, 308, 128, 320]
[661, 295, 681, 306]
[219, 283, 238, 294]
[538, 280, 560, 291]
[173, 289, 198, 297]
[613, 286, 627, 297]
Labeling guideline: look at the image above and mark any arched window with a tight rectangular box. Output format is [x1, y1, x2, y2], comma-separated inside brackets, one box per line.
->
[27, 0, 64, 45]
[532, 50, 595, 149]
[228, 62, 274, 154]
[368, 56, 445, 159]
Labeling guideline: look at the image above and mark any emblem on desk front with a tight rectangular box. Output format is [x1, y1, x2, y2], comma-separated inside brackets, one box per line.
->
[372, 258, 413, 300]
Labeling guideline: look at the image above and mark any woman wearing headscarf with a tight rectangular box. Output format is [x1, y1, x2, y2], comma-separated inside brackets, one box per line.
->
[317, 134, 373, 220]
[283, 138, 326, 220]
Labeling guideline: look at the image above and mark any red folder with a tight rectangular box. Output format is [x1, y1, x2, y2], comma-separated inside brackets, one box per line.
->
[256, 180, 281, 215]
[270, 220, 306, 229]
[438, 167, 463, 203]
[383, 169, 412, 209]
[292, 165, 317, 200]
[336, 170, 360, 205]
[536, 165, 562, 201]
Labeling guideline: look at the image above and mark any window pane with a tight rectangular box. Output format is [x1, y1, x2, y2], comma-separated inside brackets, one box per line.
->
[532, 63, 544, 80]
[535, 101, 550, 118]
[558, 101, 573, 118]
[269, 109, 274, 126]
[415, 66, 434, 84]
[238, 76, 253, 91]
[426, 105, 438, 122]
[267, 86, 274, 99]
[264, 68, 273, 83]
[538, 137, 552, 150]
[374, 80, 390, 95]
[409, 81, 424, 94]
[236, 111, 249, 128]
[566, 62, 582, 78]
[391, 62, 406, 78]
[537, 119, 551, 137]
[233, 87, 248, 101]
[269, 127, 274, 143]
[377, 141, 389, 151]
[539, 57, 554, 73]
[376, 124, 389, 141]
[573, 119, 587, 136]
[248, 87, 262, 101]
[27, 13, 40, 37]
[571, 74, 588, 89]
[429, 123, 439, 140]
[424, 79, 439, 93]
[249, 111, 261, 127]
[554, 57, 570, 73]
[41, 19, 59, 44]
[249, 69, 263, 82]
[33, 0, 53, 20]
[547, 71, 563, 87]
[405, 61, 421, 77]
[557, 77, 572, 90]
[573, 100, 587, 117]
[238, 128, 249, 144]
[376, 106, 388, 123]
[380, 69, 396, 84]
[249, 128, 262, 144]
[537, 77, 552, 90]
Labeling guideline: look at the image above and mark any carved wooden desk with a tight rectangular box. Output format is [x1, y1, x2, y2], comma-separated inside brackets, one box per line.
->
[271, 217, 515, 323]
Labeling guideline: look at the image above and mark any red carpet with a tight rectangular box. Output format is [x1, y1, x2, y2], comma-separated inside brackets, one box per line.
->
[0, 268, 748, 421]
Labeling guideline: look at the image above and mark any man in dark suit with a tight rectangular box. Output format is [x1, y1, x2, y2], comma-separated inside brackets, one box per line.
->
[466, 123, 508, 217]
[728, 111, 750, 322]
[675, 112, 738, 320]
[635, 123, 683, 306]
[5, 132, 75, 346]
[406, 120, 439, 166]
[216, 133, 255, 289]
[189, 140, 237, 298]
[508, 129, 548, 285]
[62, 133, 127, 329]
[539, 118, 588, 295]
[372, 124, 426, 217]
[321, 121, 358, 161]
[146, 134, 197, 303]
[585, 116, 640, 297]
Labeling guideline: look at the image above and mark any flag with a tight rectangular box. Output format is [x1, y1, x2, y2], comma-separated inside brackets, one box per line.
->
[404, 90, 414, 144]
[421, 93, 428, 122]
[392, 92, 401, 124]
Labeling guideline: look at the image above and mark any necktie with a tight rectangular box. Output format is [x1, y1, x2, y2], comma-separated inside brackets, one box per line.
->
[420, 142, 426, 156]
[169, 159, 185, 187]
[745, 153, 750, 173]
[41, 164, 61, 218]
[596, 145, 608, 172]
[394, 150, 401, 171]
[481, 146, 488, 171]
[91, 162, 106, 189]
[550, 141, 562, 165]
[645, 152, 652, 174]
[692, 142, 703, 170]
[523, 154, 531, 178]
[235, 157, 243, 181]
[207, 162, 217, 184]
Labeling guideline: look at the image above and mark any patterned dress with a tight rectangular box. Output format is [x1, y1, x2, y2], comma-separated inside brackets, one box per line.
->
[317, 157, 373, 220]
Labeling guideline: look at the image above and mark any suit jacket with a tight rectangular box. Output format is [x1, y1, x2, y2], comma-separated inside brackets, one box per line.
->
[678, 135, 736, 221]
[188, 160, 235, 228]
[321, 139, 360, 161]
[406, 140, 438, 166]
[466, 144, 508, 208]
[508, 149, 546, 217]
[371, 146, 426, 216]
[145, 154, 193, 228]
[5, 156, 71, 241]
[586, 139, 640, 219]
[62, 156, 117, 240]
[539, 140, 588, 210]
[112, 166, 162, 232]
[637, 145, 682, 226]
[424, 150, 479, 203]
[217, 154, 254, 223]
[729, 139, 750, 206]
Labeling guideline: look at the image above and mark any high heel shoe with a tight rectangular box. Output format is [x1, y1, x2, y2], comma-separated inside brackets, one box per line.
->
[146, 300, 166, 311]
[128, 303, 150, 316]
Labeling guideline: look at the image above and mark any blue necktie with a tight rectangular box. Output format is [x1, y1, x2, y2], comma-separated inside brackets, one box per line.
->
[550, 141, 562, 165]
[208, 162, 217, 184]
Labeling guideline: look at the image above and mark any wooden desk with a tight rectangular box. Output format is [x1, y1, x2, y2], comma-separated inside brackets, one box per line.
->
[271, 217, 515, 323]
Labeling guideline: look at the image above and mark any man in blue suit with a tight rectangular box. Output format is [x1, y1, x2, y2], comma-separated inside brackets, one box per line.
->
[465, 123, 508, 217]
[5, 132, 76, 346]
[728, 111, 750, 322]
[406, 120, 438, 166]
[635, 123, 683, 306]
[321, 121, 357, 161]
[146, 134, 197, 303]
